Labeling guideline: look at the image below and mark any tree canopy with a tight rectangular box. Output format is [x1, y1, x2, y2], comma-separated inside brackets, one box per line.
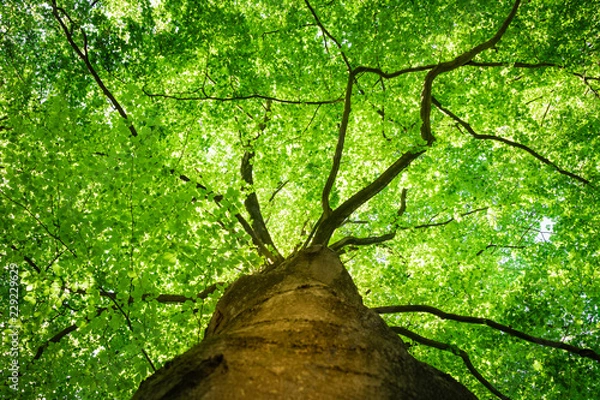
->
[1, 0, 599, 398]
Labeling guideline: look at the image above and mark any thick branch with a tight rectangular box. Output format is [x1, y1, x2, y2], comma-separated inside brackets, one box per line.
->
[420, 0, 521, 145]
[313, 1, 521, 246]
[376, 305, 599, 362]
[432, 97, 590, 185]
[238, 102, 283, 263]
[51, 1, 137, 137]
[241, 150, 283, 263]
[330, 189, 407, 251]
[391, 326, 509, 400]
[312, 150, 424, 245]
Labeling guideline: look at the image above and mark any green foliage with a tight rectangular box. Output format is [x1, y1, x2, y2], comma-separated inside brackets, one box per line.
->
[1, 0, 599, 398]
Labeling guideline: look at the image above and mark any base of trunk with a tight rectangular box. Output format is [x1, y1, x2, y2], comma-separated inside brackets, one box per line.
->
[133, 247, 477, 399]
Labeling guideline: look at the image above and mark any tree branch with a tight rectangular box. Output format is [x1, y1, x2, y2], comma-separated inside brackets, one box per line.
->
[1, 189, 78, 258]
[391, 326, 510, 400]
[476, 243, 525, 256]
[376, 304, 599, 362]
[237, 100, 284, 263]
[321, 72, 357, 217]
[33, 284, 222, 361]
[172, 168, 277, 262]
[33, 308, 106, 361]
[103, 287, 156, 372]
[419, 0, 521, 145]
[142, 87, 342, 105]
[330, 232, 396, 252]
[312, 150, 424, 246]
[330, 188, 407, 251]
[311, 1, 522, 245]
[465, 61, 557, 69]
[432, 97, 591, 185]
[240, 150, 283, 263]
[331, 205, 486, 252]
[303, 0, 351, 71]
[50, 1, 138, 137]
[268, 180, 289, 203]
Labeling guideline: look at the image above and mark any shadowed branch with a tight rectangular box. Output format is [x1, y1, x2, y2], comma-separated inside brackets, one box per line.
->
[391, 326, 510, 400]
[33, 284, 222, 361]
[419, 0, 521, 145]
[304, 0, 351, 71]
[432, 97, 590, 185]
[50, 1, 138, 137]
[376, 304, 600, 362]
[239, 102, 284, 263]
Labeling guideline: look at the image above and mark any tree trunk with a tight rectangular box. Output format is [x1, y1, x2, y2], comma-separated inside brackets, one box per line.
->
[133, 246, 477, 399]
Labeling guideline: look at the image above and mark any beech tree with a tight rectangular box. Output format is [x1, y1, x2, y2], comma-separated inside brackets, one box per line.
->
[1, 0, 599, 398]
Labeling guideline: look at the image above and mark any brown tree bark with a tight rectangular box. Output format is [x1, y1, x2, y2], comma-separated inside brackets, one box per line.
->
[132, 247, 477, 399]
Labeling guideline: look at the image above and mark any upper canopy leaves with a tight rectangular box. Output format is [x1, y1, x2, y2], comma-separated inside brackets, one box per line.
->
[1, 0, 599, 398]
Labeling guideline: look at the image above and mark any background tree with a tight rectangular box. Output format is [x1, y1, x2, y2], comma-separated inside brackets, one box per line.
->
[1, 0, 599, 398]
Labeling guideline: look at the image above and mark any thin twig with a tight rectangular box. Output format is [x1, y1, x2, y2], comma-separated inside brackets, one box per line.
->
[304, 0, 351, 71]
[102, 288, 156, 372]
[1, 189, 78, 258]
[142, 87, 343, 105]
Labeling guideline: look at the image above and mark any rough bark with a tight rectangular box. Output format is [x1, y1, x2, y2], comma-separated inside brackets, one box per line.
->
[133, 247, 477, 399]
